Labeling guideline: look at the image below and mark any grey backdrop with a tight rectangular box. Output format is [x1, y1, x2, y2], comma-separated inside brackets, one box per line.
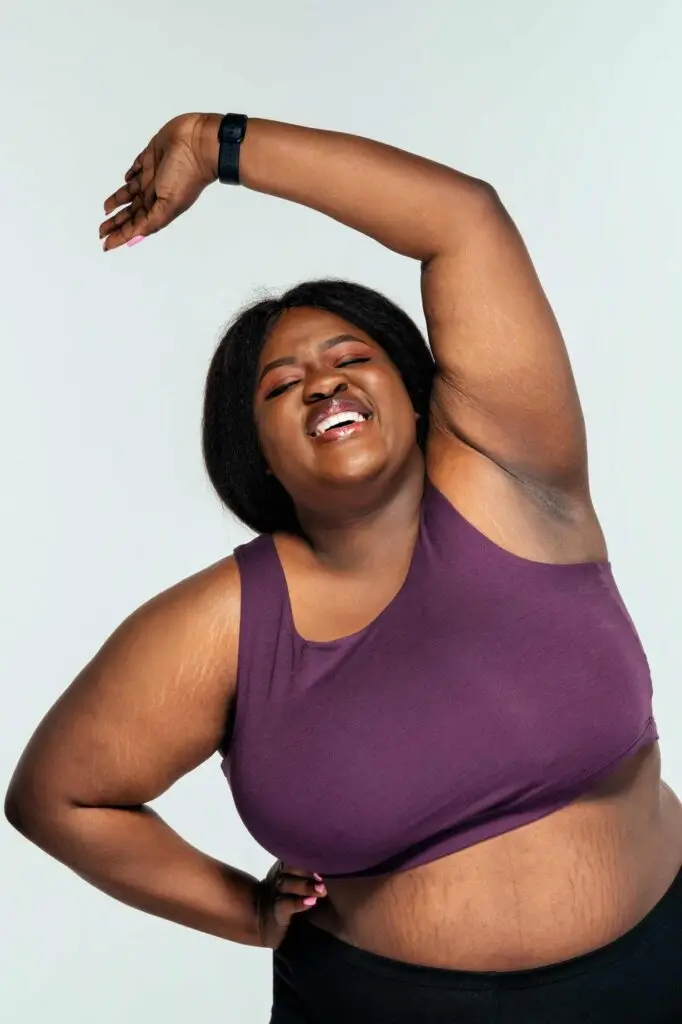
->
[2, 1, 681, 1021]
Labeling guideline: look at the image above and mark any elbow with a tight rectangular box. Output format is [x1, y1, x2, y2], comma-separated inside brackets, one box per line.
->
[459, 173, 502, 207]
[4, 785, 37, 838]
[460, 179, 506, 228]
[4, 777, 67, 846]
[424, 180, 505, 265]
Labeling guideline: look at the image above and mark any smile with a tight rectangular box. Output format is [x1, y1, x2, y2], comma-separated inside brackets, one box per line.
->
[309, 411, 373, 443]
[305, 395, 374, 441]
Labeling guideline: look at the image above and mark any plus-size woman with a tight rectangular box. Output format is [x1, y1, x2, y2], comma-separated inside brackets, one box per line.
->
[6, 112, 682, 1022]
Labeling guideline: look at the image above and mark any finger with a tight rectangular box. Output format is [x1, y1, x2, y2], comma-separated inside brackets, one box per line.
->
[103, 179, 141, 216]
[101, 202, 151, 252]
[102, 194, 173, 251]
[277, 873, 326, 898]
[142, 182, 156, 214]
[273, 892, 322, 924]
[125, 153, 144, 181]
[281, 864, 321, 879]
[99, 196, 143, 239]
[137, 146, 156, 200]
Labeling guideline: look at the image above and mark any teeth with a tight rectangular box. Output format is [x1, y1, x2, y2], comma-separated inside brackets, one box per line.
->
[314, 411, 367, 436]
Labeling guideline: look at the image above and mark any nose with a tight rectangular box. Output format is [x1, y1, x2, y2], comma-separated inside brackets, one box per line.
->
[302, 370, 348, 405]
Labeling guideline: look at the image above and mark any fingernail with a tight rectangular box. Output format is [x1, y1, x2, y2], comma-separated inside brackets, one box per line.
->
[303, 897, 318, 906]
[313, 873, 323, 881]
[314, 884, 326, 894]
[127, 235, 145, 248]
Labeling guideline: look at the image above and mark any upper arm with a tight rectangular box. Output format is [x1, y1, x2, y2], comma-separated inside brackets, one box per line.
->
[6, 555, 241, 819]
[423, 188, 589, 499]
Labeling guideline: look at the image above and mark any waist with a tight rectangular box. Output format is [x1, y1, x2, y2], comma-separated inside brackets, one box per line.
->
[306, 743, 682, 970]
[277, 864, 682, 1023]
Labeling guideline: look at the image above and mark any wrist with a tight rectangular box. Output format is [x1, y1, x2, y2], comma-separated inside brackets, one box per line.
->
[195, 113, 223, 183]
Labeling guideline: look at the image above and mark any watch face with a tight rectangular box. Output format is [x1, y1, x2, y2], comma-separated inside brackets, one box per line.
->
[220, 115, 247, 144]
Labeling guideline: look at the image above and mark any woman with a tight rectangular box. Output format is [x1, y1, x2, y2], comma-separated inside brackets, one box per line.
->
[5, 112, 682, 1022]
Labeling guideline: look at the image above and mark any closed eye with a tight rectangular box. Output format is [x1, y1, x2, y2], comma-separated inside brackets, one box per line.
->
[265, 358, 370, 399]
[265, 380, 297, 399]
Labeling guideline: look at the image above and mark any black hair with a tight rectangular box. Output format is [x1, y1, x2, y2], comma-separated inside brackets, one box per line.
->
[202, 279, 435, 536]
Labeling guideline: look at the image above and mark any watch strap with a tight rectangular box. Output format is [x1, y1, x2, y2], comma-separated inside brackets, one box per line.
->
[218, 113, 248, 185]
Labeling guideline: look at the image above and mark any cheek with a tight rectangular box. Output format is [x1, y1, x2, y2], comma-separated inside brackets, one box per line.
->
[255, 404, 303, 469]
[380, 377, 418, 432]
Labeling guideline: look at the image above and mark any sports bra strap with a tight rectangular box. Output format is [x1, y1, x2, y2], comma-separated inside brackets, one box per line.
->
[232, 534, 296, 717]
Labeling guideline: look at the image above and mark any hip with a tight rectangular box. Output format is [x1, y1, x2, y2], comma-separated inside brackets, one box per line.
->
[271, 862, 682, 1023]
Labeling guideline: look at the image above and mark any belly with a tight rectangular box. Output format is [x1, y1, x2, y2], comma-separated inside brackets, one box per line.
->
[306, 743, 682, 970]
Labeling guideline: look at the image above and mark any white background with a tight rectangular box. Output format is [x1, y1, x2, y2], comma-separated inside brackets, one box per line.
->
[2, 1, 681, 1021]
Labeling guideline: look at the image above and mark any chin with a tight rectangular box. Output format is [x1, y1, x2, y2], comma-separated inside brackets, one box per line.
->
[312, 446, 390, 488]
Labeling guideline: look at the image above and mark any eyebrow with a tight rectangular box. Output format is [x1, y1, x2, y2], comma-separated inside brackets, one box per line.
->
[257, 334, 367, 386]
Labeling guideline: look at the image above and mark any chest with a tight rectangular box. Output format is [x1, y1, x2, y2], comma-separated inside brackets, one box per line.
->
[227, 519, 654, 877]
[282, 554, 415, 644]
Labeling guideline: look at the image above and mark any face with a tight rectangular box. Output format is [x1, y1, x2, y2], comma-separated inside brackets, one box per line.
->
[253, 307, 419, 514]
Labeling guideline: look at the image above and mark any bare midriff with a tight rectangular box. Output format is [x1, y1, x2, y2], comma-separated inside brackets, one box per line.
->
[306, 743, 682, 971]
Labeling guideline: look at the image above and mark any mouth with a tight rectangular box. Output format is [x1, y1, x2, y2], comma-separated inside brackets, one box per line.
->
[305, 398, 373, 444]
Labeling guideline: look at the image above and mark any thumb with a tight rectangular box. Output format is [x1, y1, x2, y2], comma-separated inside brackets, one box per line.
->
[123, 196, 175, 246]
[135, 180, 206, 241]
[274, 891, 321, 925]
[140, 194, 175, 237]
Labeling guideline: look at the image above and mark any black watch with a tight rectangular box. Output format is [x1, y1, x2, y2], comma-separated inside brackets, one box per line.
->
[217, 113, 248, 185]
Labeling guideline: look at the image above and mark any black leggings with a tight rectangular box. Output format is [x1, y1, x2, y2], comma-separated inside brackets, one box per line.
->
[271, 865, 682, 1022]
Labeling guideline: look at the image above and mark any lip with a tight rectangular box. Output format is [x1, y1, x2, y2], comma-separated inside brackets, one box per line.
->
[305, 396, 372, 437]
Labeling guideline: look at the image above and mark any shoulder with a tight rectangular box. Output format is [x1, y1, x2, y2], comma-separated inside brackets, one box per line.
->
[109, 552, 243, 689]
[138, 551, 241, 622]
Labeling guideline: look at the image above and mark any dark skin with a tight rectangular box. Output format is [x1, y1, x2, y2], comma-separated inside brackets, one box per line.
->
[5, 114, 681, 970]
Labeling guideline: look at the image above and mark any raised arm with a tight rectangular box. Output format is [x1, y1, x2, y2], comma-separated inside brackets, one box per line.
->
[100, 114, 589, 502]
[3, 557, 264, 943]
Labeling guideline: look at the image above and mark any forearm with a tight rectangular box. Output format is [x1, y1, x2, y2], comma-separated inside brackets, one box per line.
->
[12, 801, 263, 946]
[202, 115, 495, 261]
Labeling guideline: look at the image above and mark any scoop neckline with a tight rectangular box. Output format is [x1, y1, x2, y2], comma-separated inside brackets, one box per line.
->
[265, 477, 611, 648]
[268, 509, 424, 650]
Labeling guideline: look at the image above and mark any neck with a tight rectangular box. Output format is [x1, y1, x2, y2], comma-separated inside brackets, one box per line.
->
[294, 453, 425, 574]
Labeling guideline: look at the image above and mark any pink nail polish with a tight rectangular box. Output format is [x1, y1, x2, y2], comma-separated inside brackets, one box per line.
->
[127, 235, 145, 248]
[303, 897, 318, 906]
[313, 873, 323, 881]
[314, 884, 326, 894]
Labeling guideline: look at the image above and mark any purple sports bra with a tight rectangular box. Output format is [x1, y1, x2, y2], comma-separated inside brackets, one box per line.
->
[222, 477, 658, 879]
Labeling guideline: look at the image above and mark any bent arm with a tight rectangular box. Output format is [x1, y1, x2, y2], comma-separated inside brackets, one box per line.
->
[210, 117, 587, 496]
[4, 557, 262, 946]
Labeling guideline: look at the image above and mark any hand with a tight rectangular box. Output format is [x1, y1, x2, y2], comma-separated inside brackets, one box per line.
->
[256, 860, 327, 950]
[99, 112, 222, 252]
